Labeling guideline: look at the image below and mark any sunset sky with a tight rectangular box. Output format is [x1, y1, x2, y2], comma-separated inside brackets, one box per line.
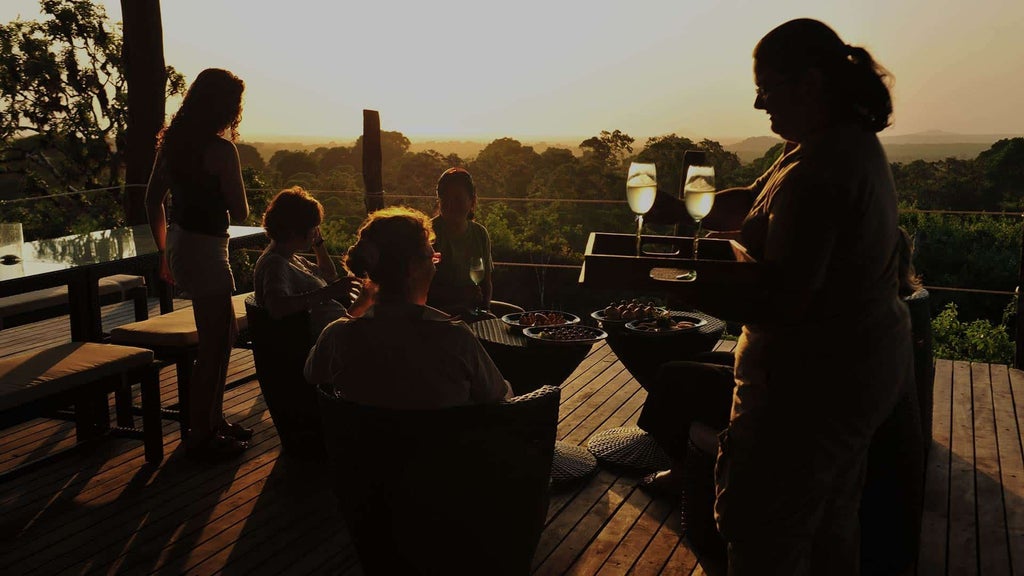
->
[4, 0, 1023, 142]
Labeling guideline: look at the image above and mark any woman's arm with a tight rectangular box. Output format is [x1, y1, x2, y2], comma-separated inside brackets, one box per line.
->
[144, 152, 173, 283]
[263, 277, 362, 320]
[208, 138, 249, 223]
[482, 227, 494, 308]
[311, 227, 339, 284]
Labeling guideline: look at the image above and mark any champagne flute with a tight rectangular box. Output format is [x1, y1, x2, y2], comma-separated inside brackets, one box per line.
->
[626, 162, 657, 256]
[469, 257, 486, 314]
[677, 164, 716, 280]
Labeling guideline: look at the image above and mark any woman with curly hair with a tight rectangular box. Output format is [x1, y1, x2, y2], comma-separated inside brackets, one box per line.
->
[253, 186, 372, 338]
[145, 68, 251, 462]
[304, 206, 510, 409]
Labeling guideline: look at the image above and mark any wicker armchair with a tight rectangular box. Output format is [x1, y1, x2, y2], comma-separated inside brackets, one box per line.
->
[316, 384, 560, 576]
[244, 295, 324, 459]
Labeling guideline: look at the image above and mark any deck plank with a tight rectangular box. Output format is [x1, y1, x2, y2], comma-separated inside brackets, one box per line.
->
[626, 504, 685, 576]
[973, 363, 1012, 575]
[948, 360, 978, 576]
[920, 358, 953, 575]
[991, 364, 1024, 576]
[6, 301, 1024, 576]
[534, 475, 637, 576]
[565, 486, 654, 575]
[596, 495, 676, 576]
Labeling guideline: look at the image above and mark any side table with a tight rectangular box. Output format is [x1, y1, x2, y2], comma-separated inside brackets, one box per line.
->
[587, 309, 726, 472]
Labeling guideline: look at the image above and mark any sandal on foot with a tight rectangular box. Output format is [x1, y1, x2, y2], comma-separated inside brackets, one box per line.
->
[638, 470, 683, 498]
[219, 421, 254, 442]
[186, 434, 248, 463]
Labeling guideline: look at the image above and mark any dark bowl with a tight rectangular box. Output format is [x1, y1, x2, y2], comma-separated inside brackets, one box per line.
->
[501, 310, 581, 335]
[523, 324, 607, 346]
[624, 314, 707, 336]
[590, 306, 667, 327]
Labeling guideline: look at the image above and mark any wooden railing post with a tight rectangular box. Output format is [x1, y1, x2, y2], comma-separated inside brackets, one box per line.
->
[1016, 211, 1024, 369]
[362, 110, 384, 214]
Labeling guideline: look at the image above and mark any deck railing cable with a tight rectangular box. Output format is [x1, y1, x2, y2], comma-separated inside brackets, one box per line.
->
[6, 184, 1024, 364]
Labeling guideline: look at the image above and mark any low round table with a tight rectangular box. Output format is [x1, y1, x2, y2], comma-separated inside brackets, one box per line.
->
[469, 318, 594, 396]
[589, 309, 726, 472]
[470, 318, 599, 488]
[598, 309, 726, 391]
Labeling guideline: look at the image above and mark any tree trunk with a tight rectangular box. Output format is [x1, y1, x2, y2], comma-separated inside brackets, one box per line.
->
[362, 110, 384, 214]
[120, 0, 166, 225]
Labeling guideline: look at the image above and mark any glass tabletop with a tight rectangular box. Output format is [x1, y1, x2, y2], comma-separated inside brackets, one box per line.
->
[0, 225, 264, 283]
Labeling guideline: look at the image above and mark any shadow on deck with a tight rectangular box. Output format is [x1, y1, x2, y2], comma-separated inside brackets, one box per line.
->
[0, 299, 1020, 575]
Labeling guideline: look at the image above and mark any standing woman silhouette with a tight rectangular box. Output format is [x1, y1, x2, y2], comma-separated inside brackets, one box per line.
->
[145, 68, 251, 462]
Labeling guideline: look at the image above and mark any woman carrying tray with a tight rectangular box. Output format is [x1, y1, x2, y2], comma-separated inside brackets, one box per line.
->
[647, 18, 914, 575]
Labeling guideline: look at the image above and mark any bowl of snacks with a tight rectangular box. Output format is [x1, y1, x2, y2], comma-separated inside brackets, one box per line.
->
[523, 324, 607, 346]
[625, 313, 707, 335]
[591, 299, 667, 328]
[501, 310, 581, 335]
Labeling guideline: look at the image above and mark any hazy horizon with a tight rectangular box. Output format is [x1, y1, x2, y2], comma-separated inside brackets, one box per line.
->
[4, 0, 1023, 141]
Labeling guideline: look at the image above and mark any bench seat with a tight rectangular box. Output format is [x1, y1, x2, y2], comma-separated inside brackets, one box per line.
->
[0, 274, 149, 331]
[109, 292, 250, 348]
[108, 292, 253, 440]
[0, 342, 163, 476]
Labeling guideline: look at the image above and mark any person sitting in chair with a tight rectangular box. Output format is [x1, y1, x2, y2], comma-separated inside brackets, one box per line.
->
[253, 187, 373, 340]
[427, 167, 522, 321]
[304, 206, 512, 409]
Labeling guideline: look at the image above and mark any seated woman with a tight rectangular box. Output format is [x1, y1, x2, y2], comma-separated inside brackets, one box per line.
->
[304, 206, 512, 409]
[427, 167, 521, 321]
[253, 187, 371, 339]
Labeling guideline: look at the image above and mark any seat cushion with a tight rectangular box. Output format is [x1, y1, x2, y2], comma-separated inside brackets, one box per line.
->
[0, 342, 154, 412]
[100, 274, 147, 294]
[0, 275, 146, 318]
[109, 292, 251, 348]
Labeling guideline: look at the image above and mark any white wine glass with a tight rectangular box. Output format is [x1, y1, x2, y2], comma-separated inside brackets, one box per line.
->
[469, 257, 486, 314]
[677, 164, 716, 280]
[626, 162, 657, 256]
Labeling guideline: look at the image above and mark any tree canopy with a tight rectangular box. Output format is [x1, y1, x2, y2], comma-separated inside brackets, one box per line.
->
[0, 0, 183, 195]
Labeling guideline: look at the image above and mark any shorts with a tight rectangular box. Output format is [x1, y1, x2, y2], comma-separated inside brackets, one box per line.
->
[166, 224, 235, 298]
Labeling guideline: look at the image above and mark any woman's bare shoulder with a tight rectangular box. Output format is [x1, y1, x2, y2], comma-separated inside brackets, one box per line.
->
[203, 137, 240, 171]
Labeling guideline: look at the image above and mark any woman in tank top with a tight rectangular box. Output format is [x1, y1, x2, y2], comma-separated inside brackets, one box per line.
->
[145, 68, 251, 462]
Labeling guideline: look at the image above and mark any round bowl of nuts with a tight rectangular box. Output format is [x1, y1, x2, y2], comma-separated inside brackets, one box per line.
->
[501, 310, 581, 335]
[625, 313, 708, 336]
[523, 324, 607, 346]
[591, 299, 668, 328]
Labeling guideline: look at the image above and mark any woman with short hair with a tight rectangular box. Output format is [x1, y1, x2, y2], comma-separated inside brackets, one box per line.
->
[253, 186, 370, 339]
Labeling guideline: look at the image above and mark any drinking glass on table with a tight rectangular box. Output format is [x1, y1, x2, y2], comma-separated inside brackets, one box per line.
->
[626, 162, 657, 256]
[677, 164, 716, 280]
[469, 257, 486, 314]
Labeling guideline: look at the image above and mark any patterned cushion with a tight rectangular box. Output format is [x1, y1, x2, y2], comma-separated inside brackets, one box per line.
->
[110, 292, 251, 348]
[586, 425, 672, 472]
[0, 342, 154, 412]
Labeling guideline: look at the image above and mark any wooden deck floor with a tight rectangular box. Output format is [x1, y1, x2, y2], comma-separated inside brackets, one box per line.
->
[0, 299, 1021, 575]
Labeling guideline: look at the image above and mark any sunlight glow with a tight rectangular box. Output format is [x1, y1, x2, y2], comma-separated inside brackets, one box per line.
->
[2, 0, 1023, 142]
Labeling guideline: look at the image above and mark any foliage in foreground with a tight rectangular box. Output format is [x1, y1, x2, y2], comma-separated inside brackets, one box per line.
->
[931, 302, 1014, 365]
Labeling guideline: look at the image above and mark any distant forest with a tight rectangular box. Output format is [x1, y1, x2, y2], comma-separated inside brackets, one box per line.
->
[2, 0, 1024, 362]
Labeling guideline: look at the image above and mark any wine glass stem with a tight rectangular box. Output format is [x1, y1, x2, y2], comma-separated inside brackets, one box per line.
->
[693, 220, 702, 260]
[636, 214, 644, 256]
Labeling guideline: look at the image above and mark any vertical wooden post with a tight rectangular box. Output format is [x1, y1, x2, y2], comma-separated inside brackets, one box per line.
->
[1016, 212, 1024, 368]
[120, 0, 166, 225]
[362, 110, 384, 214]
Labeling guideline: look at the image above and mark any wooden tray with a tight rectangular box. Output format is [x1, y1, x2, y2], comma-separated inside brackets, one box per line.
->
[579, 232, 764, 317]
